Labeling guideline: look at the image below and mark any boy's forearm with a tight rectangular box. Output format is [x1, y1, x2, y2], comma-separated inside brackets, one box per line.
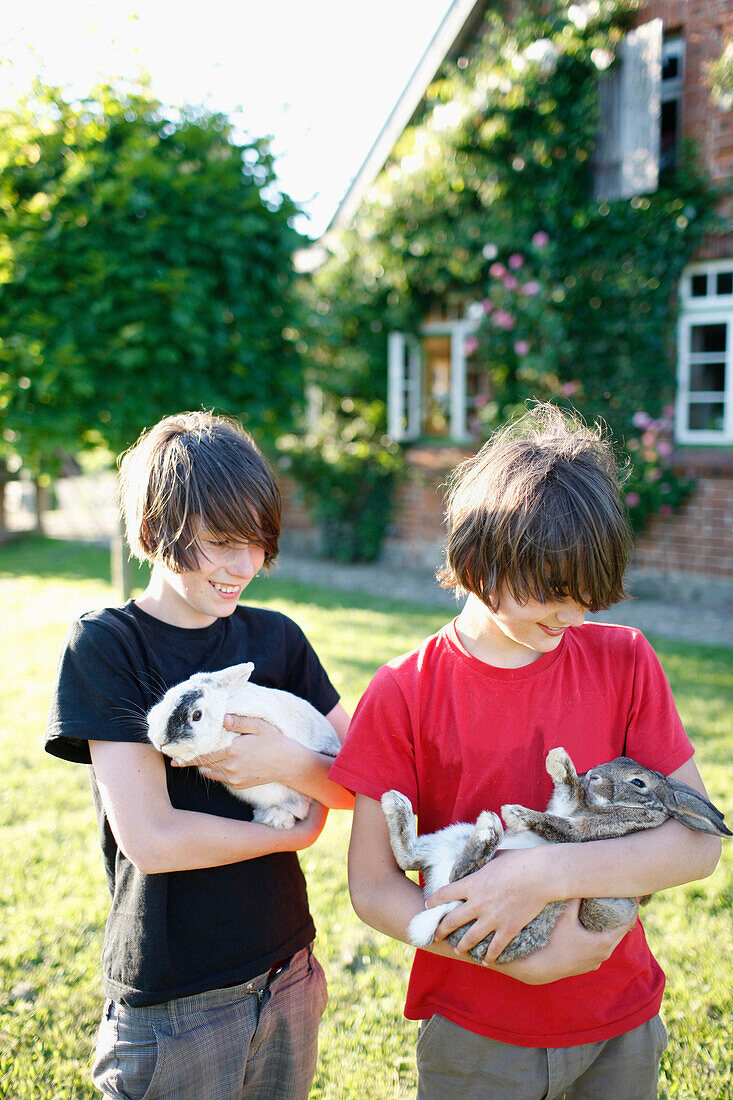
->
[547, 819, 722, 903]
[132, 803, 326, 874]
[282, 743, 355, 809]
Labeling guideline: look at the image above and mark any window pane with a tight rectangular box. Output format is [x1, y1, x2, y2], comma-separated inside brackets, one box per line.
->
[688, 403, 725, 432]
[690, 323, 727, 353]
[662, 53, 679, 80]
[690, 360, 726, 392]
[716, 271, 733, 295]
[691, 274, 708, 297]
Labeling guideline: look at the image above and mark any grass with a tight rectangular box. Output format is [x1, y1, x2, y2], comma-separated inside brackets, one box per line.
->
[1, 537, 731, 1099]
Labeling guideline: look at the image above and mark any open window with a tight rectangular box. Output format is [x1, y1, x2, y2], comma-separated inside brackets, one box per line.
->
[593, 19, 662, 201]
[388, 314, 480, 442]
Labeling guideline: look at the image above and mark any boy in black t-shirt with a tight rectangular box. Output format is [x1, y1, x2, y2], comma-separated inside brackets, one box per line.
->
[46, 411, 352, 1100]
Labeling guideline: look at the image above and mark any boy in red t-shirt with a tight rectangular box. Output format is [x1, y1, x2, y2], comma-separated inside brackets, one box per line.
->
[329, 404, 722, 1099]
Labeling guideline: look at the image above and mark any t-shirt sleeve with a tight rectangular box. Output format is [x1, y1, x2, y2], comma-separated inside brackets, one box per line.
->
[623, 631, 693, 776]
[280, 617, 340, 717]
[328, 663, 418, 804]
[45, 616, 151, 765]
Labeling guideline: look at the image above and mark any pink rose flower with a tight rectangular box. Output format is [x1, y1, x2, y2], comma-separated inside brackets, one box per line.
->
[532, 230, 549, 248]
[642, 431, 656, 447]
[657, 441, 673, 456]
[489, 262, 507, 279]
[625, 492, 641, 507]
[464, 336, 479, 355]
[514, 340, 530, 356]
[508, 253, 524, 270]
[503, 274, 520, 291]
[560, 381, 579, 396]
[522, 280, 541, 296]
[493, 309, 515, 330]
[632, 411, 651, 429]
[482, 298, 493, 313]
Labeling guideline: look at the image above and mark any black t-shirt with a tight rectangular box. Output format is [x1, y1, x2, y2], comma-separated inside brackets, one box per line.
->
[45, 600, 340, 1006]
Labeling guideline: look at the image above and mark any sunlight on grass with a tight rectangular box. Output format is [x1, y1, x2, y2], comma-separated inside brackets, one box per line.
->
[1, 538, 730, 1098]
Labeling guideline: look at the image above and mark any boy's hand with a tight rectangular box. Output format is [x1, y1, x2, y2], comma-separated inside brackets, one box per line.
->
[287, 798, 329, 850]
[427, 847, 563, 959]
[487, 900, 636, 985]
[174, 714, 290, 788]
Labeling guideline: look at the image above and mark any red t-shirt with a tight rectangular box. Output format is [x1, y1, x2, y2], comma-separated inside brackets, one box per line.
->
[329, 620, 693, 1048]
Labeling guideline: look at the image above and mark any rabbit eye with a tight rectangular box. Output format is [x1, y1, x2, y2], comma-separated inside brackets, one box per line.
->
[631, 778, 646, 789]
[192, 709, 202, 722]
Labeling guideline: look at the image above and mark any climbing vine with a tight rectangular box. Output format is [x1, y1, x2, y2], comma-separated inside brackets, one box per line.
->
[297, 0, 720, 541]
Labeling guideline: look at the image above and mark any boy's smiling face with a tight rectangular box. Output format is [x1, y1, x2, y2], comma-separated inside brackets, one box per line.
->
[141, 531, 266, 629]
[457, 585, 587, 668]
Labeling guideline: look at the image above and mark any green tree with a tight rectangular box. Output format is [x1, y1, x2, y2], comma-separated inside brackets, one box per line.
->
[0, 80, 304, 491]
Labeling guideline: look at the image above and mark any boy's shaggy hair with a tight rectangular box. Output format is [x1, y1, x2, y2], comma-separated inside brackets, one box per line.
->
[438, 403, 632, 612]
[118, 411, 281, 572]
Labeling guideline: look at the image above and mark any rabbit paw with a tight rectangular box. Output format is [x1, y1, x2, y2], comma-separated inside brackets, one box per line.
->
[381, 790, 413, 819]
[253, 805, 298, 829]
[501, 804, 535, 832]
[545, 747, 575, 784]
[474, 811, 503, 844]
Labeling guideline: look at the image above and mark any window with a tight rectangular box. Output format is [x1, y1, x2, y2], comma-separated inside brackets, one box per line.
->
[676, 261, 733, 444]
[660, 37, 684, 172]
[388, 316, 479, 441]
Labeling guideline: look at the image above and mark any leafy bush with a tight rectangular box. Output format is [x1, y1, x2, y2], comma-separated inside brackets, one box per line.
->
[277, 401, 403, 562]
[623, 409, 695, 534]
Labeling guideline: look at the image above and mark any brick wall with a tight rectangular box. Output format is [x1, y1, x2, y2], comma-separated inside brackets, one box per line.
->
[381, 446, 733, 580]
[632, 450, 733, 576]
[639, 0, 733, 248]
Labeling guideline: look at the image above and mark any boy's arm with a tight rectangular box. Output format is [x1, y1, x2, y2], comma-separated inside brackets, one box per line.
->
[348, 793, 636, 986]
[427, 758, 723, 962]
[180, 702, 354, 810]
[89, 739, 328, 875]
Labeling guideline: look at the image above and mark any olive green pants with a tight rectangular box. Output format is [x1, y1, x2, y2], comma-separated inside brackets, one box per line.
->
[416, 1013, 668, 1100]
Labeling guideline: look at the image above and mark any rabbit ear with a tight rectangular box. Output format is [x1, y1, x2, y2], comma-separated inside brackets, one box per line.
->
[215, 662, 255, 688]
[657, 778, 732, 837]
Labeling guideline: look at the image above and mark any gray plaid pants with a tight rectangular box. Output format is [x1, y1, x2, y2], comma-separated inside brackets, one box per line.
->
[92, 945, 327, 1100]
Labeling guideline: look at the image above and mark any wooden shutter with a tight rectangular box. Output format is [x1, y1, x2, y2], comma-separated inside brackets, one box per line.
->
[388, 332, 421, 441]
[594, 19, 662, 201]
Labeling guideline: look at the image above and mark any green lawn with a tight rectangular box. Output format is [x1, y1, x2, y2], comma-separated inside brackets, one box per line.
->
[1, 537, 731, 1099]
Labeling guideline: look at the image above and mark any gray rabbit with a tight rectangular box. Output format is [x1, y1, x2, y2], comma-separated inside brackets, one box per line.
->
[147, 661, 341, 828]
[382, 747, 730, 963]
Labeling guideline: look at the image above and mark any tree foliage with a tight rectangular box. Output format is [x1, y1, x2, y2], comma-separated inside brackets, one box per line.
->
[0, 81, 304, 477]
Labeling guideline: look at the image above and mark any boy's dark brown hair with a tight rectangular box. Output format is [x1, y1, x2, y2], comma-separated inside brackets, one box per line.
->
[438, 403, 632, 612]
[118, 411, 281, 572]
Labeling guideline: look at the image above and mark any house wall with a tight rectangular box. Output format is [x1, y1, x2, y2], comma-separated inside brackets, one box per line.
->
[639, 0, 733, 255]
[381, 446, 733, 585]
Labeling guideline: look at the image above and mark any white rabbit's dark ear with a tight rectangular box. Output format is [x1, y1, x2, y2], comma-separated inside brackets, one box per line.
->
[658, 779, 732, 837]
[215, 662, 255, 688]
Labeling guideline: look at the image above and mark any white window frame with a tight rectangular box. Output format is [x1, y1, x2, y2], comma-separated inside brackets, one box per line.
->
[675, 259, 733, 445]
[388, 317, 479, 442]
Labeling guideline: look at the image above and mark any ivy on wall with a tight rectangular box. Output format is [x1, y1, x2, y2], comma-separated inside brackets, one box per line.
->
[299, 0, 720, 539]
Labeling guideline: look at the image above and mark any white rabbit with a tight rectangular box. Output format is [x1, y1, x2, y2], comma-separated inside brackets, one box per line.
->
[382, 747, 730, 963]
[147, 662, 341, 828]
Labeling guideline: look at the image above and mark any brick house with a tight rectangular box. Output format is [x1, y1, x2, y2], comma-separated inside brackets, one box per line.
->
[300, 0, 733, 588]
